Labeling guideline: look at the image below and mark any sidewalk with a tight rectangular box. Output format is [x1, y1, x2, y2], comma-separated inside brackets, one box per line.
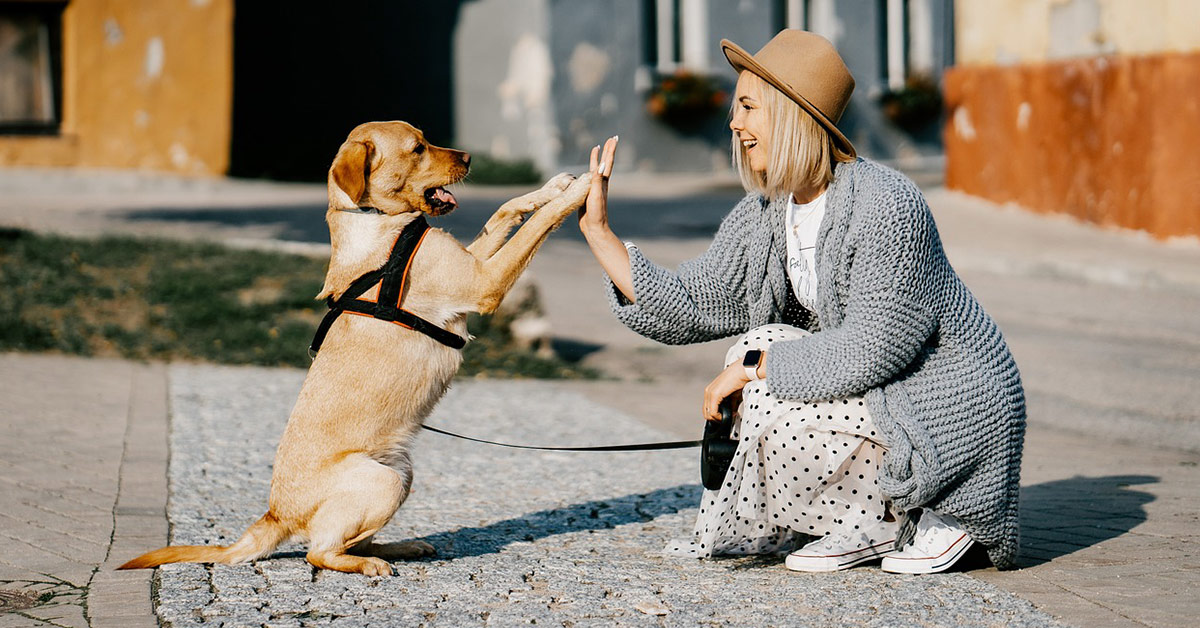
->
[2, 353, 1196, 626]
[0, 354, 166, 628]
[1, 166, 1199, 625]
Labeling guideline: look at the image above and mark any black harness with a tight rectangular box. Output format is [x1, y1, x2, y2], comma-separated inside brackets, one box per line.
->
[306, 211, 708, 459]
[309, 215, 467, 356]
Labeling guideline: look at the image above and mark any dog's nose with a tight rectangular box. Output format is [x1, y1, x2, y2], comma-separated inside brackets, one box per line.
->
[461, 152, 471, 165]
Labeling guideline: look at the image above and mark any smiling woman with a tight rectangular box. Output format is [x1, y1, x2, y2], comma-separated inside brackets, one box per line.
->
[730, 71, 854, 204]
[577, 30, 1026, 576]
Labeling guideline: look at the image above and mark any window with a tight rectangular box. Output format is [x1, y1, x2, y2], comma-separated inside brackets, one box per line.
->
[641, 0, 708, 73]
[773, 0, 811, 33]
[881, 0, 938, 89]
[0, 1, 66, 135]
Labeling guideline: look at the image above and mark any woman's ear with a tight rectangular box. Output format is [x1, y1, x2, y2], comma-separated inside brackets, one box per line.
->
[329, 140, 374, 206]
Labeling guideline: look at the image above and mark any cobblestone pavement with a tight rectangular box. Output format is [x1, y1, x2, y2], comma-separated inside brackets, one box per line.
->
[154, 365, 1061, 627]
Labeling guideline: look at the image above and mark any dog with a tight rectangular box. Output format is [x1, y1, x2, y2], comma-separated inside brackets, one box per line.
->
[119, 121, 591, 576]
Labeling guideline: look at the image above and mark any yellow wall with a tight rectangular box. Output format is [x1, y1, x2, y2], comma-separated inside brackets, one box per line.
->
[0, 0, 233, 174]
[956, 0, 1200, 66]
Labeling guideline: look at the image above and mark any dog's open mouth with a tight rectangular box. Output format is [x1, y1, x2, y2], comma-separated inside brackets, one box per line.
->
[424, 186, 458, 213]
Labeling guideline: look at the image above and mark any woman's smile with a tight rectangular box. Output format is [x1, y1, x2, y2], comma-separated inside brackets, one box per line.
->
[730, 72, 771, 173]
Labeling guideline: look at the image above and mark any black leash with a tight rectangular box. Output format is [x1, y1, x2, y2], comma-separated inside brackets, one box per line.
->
[421, 424, 701, 452]
[310, 215, 467, 356]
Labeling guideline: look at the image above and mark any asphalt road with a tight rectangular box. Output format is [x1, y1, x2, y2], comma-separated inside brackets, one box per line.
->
[110, 189, 751, 245]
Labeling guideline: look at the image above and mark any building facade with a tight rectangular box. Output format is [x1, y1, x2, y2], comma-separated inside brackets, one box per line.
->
[2, 1, 958, 180]
[454, 0, 955, 175]
[0, 0, 233, 175]
[946, 0, 1200, 238]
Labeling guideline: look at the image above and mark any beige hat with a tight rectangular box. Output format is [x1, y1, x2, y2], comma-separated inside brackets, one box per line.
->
[722, 30, 856, 157]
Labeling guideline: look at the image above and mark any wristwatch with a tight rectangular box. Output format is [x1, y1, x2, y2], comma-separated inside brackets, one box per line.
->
[742, 349, 763, 381]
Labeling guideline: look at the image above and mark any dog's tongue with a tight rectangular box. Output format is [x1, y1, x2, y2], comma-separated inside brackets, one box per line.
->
[432, 187, 457, 207]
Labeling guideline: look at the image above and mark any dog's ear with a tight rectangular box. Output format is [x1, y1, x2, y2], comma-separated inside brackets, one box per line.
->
[329, 140, 374, 206]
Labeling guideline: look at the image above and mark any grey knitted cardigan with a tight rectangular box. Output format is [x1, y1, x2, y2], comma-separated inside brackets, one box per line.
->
[607, 158, 1025, 569]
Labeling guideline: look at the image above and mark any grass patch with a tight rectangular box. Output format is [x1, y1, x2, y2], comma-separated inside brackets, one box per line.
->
[0, 228, 595, 378]
[464, 153, 542, 185]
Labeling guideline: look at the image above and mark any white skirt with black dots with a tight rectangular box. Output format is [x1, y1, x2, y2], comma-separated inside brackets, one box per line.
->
[665, 324, 890, 558]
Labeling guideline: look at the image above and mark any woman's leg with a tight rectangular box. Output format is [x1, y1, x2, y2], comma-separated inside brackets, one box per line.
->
[666, 324, 891, 561]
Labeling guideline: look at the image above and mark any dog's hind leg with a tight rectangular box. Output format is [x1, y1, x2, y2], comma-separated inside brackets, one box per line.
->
[304, 454, 409, 576]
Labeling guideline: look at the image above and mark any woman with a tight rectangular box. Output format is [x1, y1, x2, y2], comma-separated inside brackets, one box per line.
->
[579, 30, 1025, 573]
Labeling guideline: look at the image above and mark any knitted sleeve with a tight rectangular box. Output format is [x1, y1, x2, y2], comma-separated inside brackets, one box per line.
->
[764, 191, 941, 400]
[605, 196, 755, 345]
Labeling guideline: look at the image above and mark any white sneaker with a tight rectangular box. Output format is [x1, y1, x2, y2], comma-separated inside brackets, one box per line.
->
[881, 509, 974, 574]
[785, 520, 899, 572]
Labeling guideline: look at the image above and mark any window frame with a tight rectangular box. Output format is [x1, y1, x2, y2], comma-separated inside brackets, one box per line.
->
[0, 0, 67, 136]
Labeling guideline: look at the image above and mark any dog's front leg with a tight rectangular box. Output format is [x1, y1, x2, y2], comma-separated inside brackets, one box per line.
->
[466, 173, 577, 260]
[470, 173, 593, 313]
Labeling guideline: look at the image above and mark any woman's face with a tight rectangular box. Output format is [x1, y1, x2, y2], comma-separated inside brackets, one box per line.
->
[730, 72, 771, 174]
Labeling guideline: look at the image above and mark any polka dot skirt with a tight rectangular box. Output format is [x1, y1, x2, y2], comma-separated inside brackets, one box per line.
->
[666, 324, 890, 558]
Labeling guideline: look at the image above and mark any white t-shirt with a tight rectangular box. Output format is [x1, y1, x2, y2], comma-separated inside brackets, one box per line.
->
[785, 191, 827, 311]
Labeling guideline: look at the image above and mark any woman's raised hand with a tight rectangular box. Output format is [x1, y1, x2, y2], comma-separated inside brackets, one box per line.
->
[576, 136, 634, 302]
[579, 136, 618, 237]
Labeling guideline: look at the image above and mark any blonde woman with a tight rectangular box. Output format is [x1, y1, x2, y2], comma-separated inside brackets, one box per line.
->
[579, 30, 1025, 573]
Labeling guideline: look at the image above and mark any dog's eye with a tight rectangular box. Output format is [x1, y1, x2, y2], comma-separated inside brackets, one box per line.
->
[413, 143, 426, 155]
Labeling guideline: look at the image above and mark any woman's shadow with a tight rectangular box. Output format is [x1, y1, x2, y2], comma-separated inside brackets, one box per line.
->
[971, 474, 1157, 569]
[289, 476, 1154, 567]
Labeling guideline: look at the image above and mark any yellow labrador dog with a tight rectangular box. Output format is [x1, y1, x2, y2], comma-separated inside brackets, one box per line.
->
[120, 121, 591, 575]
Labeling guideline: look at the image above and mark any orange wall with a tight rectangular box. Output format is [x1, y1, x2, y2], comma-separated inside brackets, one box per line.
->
[0, 0, 233, 174]
[944, 52, 1200, 239]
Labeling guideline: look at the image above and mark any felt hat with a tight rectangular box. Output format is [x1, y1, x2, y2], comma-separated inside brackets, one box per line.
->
[722, 30, 856, 157]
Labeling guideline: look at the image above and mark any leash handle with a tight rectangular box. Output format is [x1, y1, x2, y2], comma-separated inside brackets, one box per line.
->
[420, 424, 700, 452]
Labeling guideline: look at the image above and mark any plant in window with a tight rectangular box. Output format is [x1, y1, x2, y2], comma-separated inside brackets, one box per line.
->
[878, 74, 944, 133]
[646, 69, 728, 132]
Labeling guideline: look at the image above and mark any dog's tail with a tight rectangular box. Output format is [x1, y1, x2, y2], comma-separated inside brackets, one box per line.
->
[117, 512, 290, 570]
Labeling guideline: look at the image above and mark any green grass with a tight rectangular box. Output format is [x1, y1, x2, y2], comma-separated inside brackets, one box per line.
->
[0, 228, 596, 378]
[464, 153, 542, 185]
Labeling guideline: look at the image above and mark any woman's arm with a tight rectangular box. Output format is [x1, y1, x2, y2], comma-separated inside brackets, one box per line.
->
[577, 138, 753, 344]
[579, 137, 634, 301]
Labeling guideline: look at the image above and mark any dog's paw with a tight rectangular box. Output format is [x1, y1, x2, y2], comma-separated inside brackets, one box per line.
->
[406, 540, 436, 558]
[358, 556, 394, 577]
[543, 172, 576, 192]
[561, 172, 593, 206]
[364, 540, 437, 560]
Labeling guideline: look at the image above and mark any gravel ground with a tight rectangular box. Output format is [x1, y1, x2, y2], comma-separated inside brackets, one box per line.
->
[156, 364, 1063, 627]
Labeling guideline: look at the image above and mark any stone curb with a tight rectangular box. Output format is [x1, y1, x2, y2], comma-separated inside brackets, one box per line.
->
[87, 363, 169, 628]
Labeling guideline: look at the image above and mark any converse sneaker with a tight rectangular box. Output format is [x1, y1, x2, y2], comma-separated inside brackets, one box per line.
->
[881, 509, 974, 574]
[784, 519, 899, 572]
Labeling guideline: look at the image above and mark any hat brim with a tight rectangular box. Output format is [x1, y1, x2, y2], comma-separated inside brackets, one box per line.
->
[721, 39, 856, 158]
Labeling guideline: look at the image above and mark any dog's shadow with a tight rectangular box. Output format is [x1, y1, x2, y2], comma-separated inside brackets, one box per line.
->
[405, 484, 703, 560]
[269, 484, 703, 563]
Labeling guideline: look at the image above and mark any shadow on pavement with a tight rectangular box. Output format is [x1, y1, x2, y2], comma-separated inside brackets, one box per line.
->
[402, 484, 703, 560]
[1015, 474, 1155, 567]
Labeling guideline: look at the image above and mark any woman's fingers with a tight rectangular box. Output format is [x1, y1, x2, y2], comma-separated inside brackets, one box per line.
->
[601, 136, 619, 177]
[589, 145, 599, 173]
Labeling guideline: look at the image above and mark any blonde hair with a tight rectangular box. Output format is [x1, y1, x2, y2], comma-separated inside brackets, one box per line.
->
[731, 71, 854, 200]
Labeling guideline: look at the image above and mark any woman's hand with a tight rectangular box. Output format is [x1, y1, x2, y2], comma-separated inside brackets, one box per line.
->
[579, 136, 618, 237]
[703, 361, 752, 421]
[577, 136, 635, 302]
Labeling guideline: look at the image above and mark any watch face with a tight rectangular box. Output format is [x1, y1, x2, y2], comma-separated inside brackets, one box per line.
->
[743, 350, 762, 368]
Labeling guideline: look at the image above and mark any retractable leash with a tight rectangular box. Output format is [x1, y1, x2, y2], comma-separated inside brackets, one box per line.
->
[307, 213, 734, 475]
